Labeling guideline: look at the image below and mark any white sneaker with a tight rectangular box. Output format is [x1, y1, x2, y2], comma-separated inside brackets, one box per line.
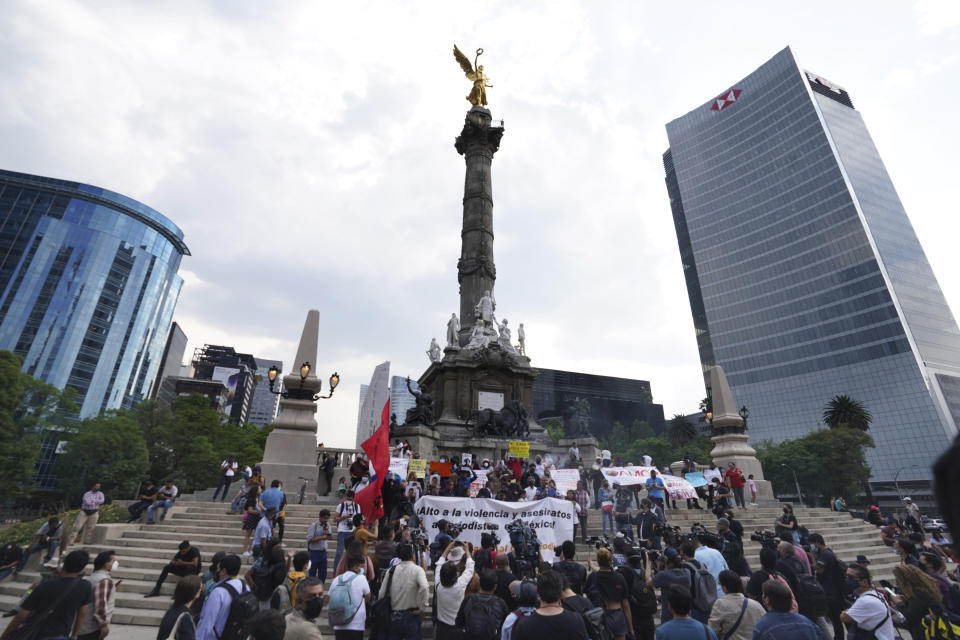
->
[242, 551, 252, 557]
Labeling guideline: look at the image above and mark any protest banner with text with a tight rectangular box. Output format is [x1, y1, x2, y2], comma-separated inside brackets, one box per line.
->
[508, 440, 529, 458]
[389, 457, 409, 479]
[600, 466, 699, 500]
[550, 468, 581, 496]
[413, 496, 575, 561]
[408, 459, 427, 478]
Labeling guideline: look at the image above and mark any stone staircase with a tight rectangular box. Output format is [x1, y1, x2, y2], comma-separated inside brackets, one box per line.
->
[0, 500, 900, 637]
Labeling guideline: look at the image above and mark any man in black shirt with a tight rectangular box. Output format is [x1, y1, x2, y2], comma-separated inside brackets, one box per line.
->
[127, 480, 157, 522]
[514, 569, 588, 640]
[494, 553, 518, 609]
[554, 541, 587, 595]
[0, 543, 22, 581]
[144, 540, 201, 598]
[586, 548, 633, 640]
[0, 550, 92, 640]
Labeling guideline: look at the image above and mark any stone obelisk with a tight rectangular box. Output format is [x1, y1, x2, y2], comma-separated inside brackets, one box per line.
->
[455, 107, 503, 346]
[261, 310, 323, 500]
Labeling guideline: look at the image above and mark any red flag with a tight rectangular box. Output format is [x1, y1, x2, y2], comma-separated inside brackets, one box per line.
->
[355, 398, 390, 521]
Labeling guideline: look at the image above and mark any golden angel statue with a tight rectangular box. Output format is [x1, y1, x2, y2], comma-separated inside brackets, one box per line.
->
[453, 45, 492, 107]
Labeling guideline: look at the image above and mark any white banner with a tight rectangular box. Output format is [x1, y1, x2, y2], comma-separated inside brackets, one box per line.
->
[601, 466, 699, 500]
[413, 496, 576, 561]
[389, 457, 409, 479]
[550, 469, 581, 496]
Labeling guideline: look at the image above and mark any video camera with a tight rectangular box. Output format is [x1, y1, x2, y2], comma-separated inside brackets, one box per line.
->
[749, 529, 780, 550]
[506, 518, 541, 579]
[409, 527, 427, 550]
[447, 522, 464, 538]
[661, 525, 684, 549]
[689, 523, 722, 550]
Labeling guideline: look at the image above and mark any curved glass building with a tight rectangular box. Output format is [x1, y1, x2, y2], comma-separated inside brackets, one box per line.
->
[0, 169, 189, 418]
[664, 48, 960, 490]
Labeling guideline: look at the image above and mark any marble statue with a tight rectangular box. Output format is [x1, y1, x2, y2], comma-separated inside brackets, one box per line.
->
[426, 338, 442, 363]
[475, 290, 496, 329]
[453, 45, 493, 107]
[465, 316, 491, 350]
[404, 376, 435, 426]
[517, 323, 526, 356]
[446, 313, 460, 348]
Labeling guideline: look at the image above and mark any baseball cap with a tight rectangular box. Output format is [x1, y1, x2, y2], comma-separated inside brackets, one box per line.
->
[856, 555, 870, 564]
[665, 547, 679, 559]
[717, 518, 730, 528]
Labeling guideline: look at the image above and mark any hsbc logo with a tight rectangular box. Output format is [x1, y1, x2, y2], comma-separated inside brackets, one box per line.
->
[711, 89, 742, 111]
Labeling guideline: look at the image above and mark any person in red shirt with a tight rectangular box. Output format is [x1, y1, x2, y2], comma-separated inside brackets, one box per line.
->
[506, 455, 523, 481]
[724, 463, 747, 509]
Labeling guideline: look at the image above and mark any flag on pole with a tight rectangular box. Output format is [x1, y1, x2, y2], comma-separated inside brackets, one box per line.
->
[355, 397, 390, 521]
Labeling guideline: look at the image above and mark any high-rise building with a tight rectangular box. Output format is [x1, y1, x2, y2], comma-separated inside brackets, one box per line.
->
[357, 374, 417, 439]
[0, 170, 188, 417]
[247, 357, 283, 426]
[191, 344, 258, 425]
[532, 368, 665, 439]
[152, 322, 188, 399]
[664, 47, 960, 489]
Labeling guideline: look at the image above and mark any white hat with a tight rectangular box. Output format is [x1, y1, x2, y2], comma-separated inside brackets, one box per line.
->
[447, 547, 465, 562]
[903, 497, 913, 502]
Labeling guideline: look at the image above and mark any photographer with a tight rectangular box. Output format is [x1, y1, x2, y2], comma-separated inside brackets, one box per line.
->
[646, 547, 692, 623]
[474, 532, 499, 572]
[435, 541, 476, 640]
[554, 541, 587, 595]
[634, 499, 664, 551]
[745, 548, 798, 612]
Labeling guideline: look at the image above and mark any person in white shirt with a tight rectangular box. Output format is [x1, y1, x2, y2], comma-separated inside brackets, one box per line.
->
[334, 492, 359, 570]
[602, 449, 612, 467]
[212, 457, 238, 502]
[524, 478, 539, 501]
[841, 564, 894, 640]
[434, 543, 476, 636]
[331, 555, 371, 638]
[642, 453, 653, 467]
[146, 480, 178, 524]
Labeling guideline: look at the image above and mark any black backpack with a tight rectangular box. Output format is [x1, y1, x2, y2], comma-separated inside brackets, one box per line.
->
[475, 548, 494, 572]
[464, 595, 502, 640]
[628, 576, 659, 616]
[217, 581, 259, 640]
[250, 563, 277, 601]
[563, 594, 606, 640]
[794, 573, 828, 619]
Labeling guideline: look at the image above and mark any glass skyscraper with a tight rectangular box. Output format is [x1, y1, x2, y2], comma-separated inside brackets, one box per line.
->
[664, 47, 960, 486]
[0, 169, 188, 418]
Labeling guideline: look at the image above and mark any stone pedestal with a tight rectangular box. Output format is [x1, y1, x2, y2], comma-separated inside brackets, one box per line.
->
[559, 437, 599, 466]
[260, 310, 325, 501]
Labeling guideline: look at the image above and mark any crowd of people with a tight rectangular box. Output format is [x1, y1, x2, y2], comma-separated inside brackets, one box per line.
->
[1, 448, 957, 640]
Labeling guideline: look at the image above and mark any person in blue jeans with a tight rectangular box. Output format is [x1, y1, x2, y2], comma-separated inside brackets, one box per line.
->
[655, 585, 718, 640]
[333, 491, 358, 571]
[598, 480, 615, 535]
[305, 510, 331, 582]
[645, 471, 666, 513]
[752, 580, 824, 640]
[17, 518, 63, 572]
[146, 480, 178, 524]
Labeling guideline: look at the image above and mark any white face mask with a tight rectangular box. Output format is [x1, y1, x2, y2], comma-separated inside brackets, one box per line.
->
[111, 560, 119, 572]
[305, 560, 311, 573]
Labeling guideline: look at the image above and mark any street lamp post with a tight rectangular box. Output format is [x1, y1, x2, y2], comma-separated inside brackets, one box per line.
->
[267, 362, 340, 401]
[738, 405, 749, 428]
[781, 463, 803, 503]
[893, 465, 923, 502]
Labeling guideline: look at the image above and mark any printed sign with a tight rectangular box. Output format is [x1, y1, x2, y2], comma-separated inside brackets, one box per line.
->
[468, 470, 490, 498]
[389, 457, 409, 479]
[478, 391, 505, 411]
[462, 453, 473, 467]
[429, 461, 452, 477]
[601, 466, 699, 500]
[683, 471, 707, 488]
[408, 459, 427, 478]
[509, 440, 530, 458]
[550, 468, 581, 496]
[414, 496, 575, 561]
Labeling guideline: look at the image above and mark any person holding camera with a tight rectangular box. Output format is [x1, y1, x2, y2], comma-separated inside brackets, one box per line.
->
[436, 542, 476, 639]
[586, 547, 634, 640]
[646, 547, 691, 623]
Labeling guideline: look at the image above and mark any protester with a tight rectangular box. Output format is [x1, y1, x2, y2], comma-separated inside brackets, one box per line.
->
[809, 533, 845, 640]
[511, 569, 588, 639]
[435, 543, 476, 639]
[635, 499, 664, 550]
[330, 556, 370, 639]
[919, 552, 958, 614]
[77, 550, 118, 640]
[599, 480, 615, 534]
[333, 490, 358, 571]
[495, 553, 519, 609]
[841, 564, 894, 640]
[645, 471, 667, 512]
[892, 563, 942, 640]
[379, 543, 429, 638]
[655, 585, 718, 640]
[157, 574, 202, 640]
[745, 548, 798, 612]
[145, 540, 201, 598]
[586, 547, 633, 640]
[17, 516, 65, 572]
[574, 481, 590, 543]
[708, 570, 765, 640]
[212, 456, 239, 502]
[0, 550, 93, 640]
[273, 551, 310, 610]
[71, 481, 105, 545]
[555, 540, 587, 595]
[703, 464, 722, 508]
[903, 497, 922, 532]
[502, 580, 539, 640]
[724, 463, 746, 509]
[305, 510, 332, 582]
[775, 504, 801, 545]
[613, 482, 634, 536]
[147, 479, 179, 524]
[752, 580, 822, 640]
[321, 452, 337, 496]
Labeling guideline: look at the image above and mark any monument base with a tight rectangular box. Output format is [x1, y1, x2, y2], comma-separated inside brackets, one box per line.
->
[260, 427, 319, 502]
[559, 437, 599, 466]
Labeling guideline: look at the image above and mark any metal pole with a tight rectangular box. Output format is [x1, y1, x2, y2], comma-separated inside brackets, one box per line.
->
[893, 466, 907, 502]
[781, 464, 802, 503]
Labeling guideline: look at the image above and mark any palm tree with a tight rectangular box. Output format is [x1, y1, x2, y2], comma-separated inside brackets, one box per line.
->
[822, 395, 872, 431]
[668, 413, 697, 447]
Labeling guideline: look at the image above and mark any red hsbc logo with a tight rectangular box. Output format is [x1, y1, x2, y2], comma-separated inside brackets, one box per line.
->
[711, 89, 742, 111]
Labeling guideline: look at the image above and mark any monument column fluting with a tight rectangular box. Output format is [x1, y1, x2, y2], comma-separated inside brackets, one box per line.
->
[455, 107, 503, 346]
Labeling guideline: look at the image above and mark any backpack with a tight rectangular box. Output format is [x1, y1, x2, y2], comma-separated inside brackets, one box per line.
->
[562, 594, 606, 640]
[510, 607, 536, 634]
[464, 595, 502, 640]
[628, 575, 659, 616]
[216, 581, 259, 640]
[475, 548, 494, 572]
[327, 573, 362, 626]
[250, 563, 277, 601]
[794, 573, 828, 619]
[684, 561, 718, 614]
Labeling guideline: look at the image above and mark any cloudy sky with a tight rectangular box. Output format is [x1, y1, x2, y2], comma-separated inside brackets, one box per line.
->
[2, 1, 958, 447]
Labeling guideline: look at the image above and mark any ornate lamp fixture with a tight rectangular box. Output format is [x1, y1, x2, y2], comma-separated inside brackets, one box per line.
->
[267, 362, 339, 401]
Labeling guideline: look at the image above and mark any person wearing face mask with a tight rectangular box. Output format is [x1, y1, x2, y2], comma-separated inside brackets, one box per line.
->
[808, 533, 846, 640]
[284, 576, 326, 639]
[77, 550, 118, 640]
[841, 564, 895, 640]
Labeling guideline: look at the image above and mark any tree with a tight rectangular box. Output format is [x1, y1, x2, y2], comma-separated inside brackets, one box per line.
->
[756, 428, 874, 506]
[632, 419, 656, 439]
[667, 414, 697, 447]
[822, 395, 872, 431]
[54, 411, 149, 504]
[699, 392, 712, 415]
[0, 352, 41, 499]
[542, 417, 565, 442]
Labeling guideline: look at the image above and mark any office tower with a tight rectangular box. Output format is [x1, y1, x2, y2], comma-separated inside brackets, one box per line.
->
[0, 170, 188, 417]
[664, 47, 960, 489]
[152, 322, 189, 399]
[191, 344, 258, 425]
[247, 357, 283, 426]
